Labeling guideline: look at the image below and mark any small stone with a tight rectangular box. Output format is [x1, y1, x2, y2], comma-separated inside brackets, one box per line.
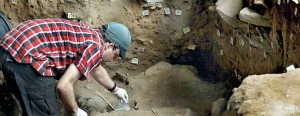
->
[220, 50, 223, 56]
[208, 6, 216, 11]
[216, 29, 221, 36]
[149, 40, 153, 44]
[271, 42, 274, 48]
[134, 100, 139, 110]
[240, 39, 245, 46]
[230, 37, 234, 45]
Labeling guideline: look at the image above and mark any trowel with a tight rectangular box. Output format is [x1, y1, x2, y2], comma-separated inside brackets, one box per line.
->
[96, 91, 130, 111]
[114, 102, 130, 111]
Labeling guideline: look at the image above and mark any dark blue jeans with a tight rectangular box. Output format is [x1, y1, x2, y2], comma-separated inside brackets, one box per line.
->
[0, 47, 61, 116]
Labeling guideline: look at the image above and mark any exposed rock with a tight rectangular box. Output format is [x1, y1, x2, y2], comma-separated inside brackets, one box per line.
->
[215, 10, 245, 28]
[252, 0, 267, 8]
[212, 98, 227, 116]
[292, 0, 299, 4]
[227, 69, 300, 115]
[254, 0, 267, 7]
[216, 0, 243, 17]
[239, 7, 271, 27]
[215, 0, 244, 27]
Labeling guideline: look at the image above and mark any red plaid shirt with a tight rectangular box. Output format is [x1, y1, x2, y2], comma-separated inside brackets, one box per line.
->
[0, 18, 104, 79]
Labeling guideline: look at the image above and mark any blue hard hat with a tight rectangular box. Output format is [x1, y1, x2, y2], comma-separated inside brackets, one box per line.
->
[103, 22, 131, 60]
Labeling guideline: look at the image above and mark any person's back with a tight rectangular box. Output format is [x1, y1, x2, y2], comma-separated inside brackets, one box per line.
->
[0, 18, 131, 116]
[0, 18, 105, 78]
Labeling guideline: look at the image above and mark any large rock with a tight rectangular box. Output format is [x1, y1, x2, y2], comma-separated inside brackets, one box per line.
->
[215, 0, 244, 27]
[212, 98, 227, 116]
[216, 0, 243, 17]
[239, 7, 271, 27]
[227, 69, 300, 115]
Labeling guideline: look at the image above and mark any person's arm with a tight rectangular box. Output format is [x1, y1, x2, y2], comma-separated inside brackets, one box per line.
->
[90, 65, 129, 103]
[90, 65, 115, 90]
[57, 63, 81, 113]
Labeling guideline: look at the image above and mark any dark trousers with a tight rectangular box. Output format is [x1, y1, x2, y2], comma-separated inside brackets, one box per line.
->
[0, 47, 60, 116]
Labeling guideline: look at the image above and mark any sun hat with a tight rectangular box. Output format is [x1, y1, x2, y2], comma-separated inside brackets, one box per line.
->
[102, 22, 131, 60]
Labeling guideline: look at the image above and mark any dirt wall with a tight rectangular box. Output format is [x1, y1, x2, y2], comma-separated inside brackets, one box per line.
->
[170, 0, 300, 88]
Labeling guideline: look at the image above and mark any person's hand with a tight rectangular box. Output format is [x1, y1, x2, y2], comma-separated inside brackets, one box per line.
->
[72, 108, 87, 116]
[112, 87, 129, 103]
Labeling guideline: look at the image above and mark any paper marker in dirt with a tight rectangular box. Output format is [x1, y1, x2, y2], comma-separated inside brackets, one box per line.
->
[183, 27, 190, 34]
[175, 10, 182, 15]
[137, 47, 145, 52]
[286, 65, 296, 72]
[12, 0, 17, 4]
[131, 58, 139, 64]
[67, 13, 76, 19]
[143, 10, 149, 16]
[164, 8, 170, 15]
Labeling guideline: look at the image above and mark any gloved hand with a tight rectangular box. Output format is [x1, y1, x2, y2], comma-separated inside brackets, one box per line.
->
[72, 108, 87, 116]
[112, 87, 129, 103]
